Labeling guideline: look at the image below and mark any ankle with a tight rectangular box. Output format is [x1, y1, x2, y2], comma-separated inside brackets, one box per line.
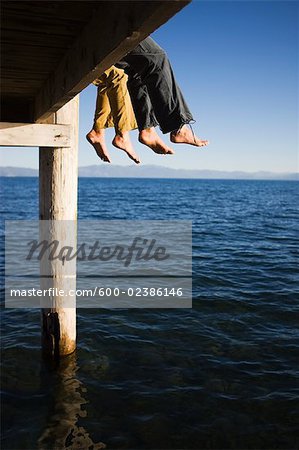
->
[141, 127, 154, 135]
[172, 124, 187, 135]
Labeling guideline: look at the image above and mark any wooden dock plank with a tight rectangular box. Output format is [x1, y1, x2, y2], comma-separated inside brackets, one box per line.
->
[0, 122, 71, 147]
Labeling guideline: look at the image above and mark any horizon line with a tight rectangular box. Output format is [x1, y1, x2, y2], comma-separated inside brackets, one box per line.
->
[0, 165, 298, 176]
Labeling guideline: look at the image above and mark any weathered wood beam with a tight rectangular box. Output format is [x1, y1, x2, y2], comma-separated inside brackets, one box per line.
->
[35, 0, 190, 122]
[39, 96, 79, 358]
[0, 122, 71, 147]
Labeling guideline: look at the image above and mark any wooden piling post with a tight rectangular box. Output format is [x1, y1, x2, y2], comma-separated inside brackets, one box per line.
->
[39, 96, 79, 357]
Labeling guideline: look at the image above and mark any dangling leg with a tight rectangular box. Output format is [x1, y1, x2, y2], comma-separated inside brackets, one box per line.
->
[106, 67, 140, 164]
[119, 37, 209, 148]
[86, 77, 113, 163]
[125, 73, 174, 155]
[145, 53, 208, 146]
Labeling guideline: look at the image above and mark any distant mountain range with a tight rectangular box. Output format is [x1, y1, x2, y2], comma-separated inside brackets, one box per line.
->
[0, 165, 298, 180]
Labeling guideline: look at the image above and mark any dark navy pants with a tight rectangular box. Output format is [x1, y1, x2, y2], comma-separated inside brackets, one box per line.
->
[116, 37, 194, 134]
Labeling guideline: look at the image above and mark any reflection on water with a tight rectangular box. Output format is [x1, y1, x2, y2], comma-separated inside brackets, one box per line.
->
[37, 352, 106, 450]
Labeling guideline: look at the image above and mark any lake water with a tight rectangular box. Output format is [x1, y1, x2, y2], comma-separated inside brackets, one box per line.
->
[0, 177, 298, 449]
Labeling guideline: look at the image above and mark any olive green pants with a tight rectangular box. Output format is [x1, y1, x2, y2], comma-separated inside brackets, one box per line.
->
[93, 66, 137, 134]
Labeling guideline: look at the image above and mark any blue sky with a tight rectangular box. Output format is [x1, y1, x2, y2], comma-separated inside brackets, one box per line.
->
[0, 0, 298, 173]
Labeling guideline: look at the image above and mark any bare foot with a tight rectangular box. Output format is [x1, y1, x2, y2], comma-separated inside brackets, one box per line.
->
[112, 132, 140, 164]
[170, 125, 209, 147]
[139, 128, 174, 155]
[86, 129, 111, 163]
